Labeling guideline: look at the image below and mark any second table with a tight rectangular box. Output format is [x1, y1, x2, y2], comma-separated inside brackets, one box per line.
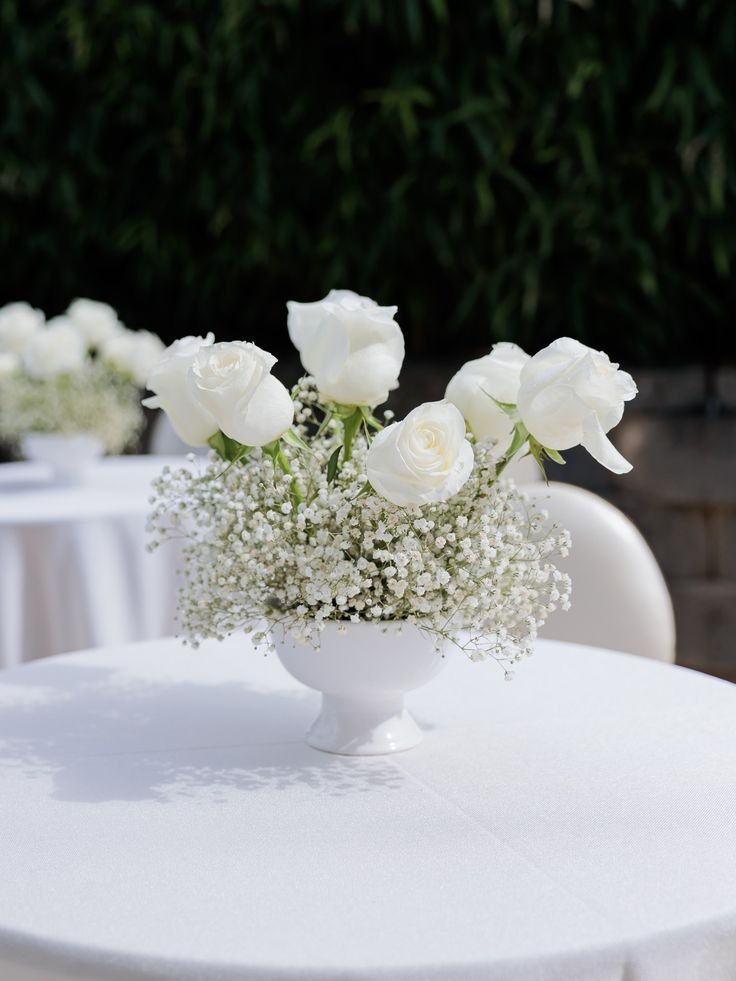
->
[0, 454, 186, 667]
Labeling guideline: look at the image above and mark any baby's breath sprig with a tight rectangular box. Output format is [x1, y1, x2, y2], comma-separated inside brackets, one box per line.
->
[0, 363, 143, 453]
[148, 375, 571, 676]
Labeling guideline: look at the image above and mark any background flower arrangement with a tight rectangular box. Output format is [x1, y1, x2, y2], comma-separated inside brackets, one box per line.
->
[0, 299, 164, 454]
[148, 290, 637, 676]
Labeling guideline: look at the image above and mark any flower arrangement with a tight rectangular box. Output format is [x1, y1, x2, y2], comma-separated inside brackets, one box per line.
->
[0, 299, 165, 454]
[147, 289, 637, 676]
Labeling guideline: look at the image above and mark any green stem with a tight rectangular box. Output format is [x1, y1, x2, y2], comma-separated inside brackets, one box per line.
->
[492, 421, 534, 482]
[276, 447, 292, 474]
[341, 408, 363, 462]
[276, 448, 303, 506]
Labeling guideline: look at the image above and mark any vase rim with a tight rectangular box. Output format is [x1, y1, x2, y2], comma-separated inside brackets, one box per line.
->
[273, 619, 431, 639]
[24, 430, 101, 439]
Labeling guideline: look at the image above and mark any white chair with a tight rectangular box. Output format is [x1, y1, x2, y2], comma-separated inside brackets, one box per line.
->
[518, 481, 676, 662]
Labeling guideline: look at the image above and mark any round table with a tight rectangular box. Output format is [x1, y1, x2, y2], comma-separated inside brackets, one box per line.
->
[0, 637, 735, 981]
[0, 456, 185, 667]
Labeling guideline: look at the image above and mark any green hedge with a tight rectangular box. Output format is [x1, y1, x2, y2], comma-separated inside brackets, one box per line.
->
[1, 0, 733, 364]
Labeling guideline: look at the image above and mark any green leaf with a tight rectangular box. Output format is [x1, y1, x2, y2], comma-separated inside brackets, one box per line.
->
[483, 390, 517, 416]
[207, 431, 227, 459]
[282, 428, 310, 452]
[527, 439, 550, 485]
[208, 431, 248, 462]
[353, 480, 373, 499]
[326, 445, 341, 483]
[260, 440, 280, 463]
[544, 447, 566, 465]
[505, 422, 529, 459]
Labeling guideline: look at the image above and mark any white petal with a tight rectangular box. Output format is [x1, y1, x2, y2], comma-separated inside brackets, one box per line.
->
[148, 378, 218, 446]
[300, 313, 351, 386]
[581, 413, 632, 474]
[366, 404, 474, 506]
[286, 299, 330, 353]
[318, 341, 402, 406]
[518, 385, 587, 450]
[220, 374, 294, 447]
[445, 370, 515, 448]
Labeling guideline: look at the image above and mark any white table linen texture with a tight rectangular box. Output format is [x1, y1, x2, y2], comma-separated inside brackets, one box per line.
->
[0, 636, 734, 980]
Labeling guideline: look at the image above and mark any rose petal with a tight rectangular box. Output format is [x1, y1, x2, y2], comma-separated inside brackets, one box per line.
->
[581, 412, 632, 474]
[220, 373, 294, 447]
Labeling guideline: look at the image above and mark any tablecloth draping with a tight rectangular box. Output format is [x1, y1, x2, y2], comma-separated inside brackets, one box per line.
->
[0, 456, 185, 667]
[0, 635, 735, 981]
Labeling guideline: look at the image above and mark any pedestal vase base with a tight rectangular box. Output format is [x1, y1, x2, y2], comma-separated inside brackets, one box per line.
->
[306, 694, 423, 755]
[274, 622, 447, 756]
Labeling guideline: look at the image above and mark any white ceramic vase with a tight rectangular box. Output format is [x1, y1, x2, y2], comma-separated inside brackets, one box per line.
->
[274, 622, 447, 756]
[22, 432, 105, 484]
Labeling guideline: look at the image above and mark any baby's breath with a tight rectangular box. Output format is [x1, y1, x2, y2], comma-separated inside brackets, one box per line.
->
[0, 363, 143, 453]
[149, 378, 571, 675]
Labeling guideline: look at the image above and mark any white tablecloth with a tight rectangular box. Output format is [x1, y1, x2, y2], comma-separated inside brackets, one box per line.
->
[0, 636, 735, 980]
[0, 456, 184, 667]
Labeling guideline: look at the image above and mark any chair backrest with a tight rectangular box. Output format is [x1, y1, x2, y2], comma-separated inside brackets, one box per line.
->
[518, 481, 676, 662]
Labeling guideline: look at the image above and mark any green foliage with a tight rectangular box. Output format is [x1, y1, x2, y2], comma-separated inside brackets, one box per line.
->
[1, 0, 733, 364]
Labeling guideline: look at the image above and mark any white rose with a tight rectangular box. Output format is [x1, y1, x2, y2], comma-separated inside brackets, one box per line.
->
[445, 342, 530, 453]
[287, 288, 404, 407]
[188, 341, 294, 447]
[143, 334, 218, 446]
[102, 329, 166, 387]
[66, 298, 123, 348]
[0, 302, 44, 355]
[366, 400, 474, 506]
[24, 317, 88, 379]
[0, 352, 21, 377]
[516, 337, 638, 474]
